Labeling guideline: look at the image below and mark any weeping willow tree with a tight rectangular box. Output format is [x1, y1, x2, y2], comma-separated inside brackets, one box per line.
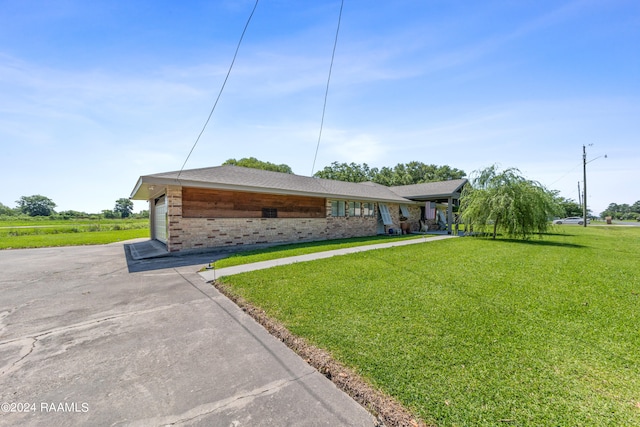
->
[460, 165, 561, 239]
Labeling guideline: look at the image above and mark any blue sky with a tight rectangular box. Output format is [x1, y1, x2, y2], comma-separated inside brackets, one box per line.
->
[1, 0, 638, 215]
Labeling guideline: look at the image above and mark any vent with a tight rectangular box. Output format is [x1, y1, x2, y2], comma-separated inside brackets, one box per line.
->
[262, 208, 278, 218]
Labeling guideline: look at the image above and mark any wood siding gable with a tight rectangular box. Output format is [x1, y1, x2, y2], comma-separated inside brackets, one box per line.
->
[182, 187, 326, 219]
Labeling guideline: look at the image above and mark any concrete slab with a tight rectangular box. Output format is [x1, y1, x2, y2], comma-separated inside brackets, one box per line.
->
[126, 239, 170, 260]
[0, 243, 377, 426]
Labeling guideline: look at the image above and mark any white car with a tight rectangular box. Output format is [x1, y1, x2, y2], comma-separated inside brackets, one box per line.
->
[553, 217, 590, 225]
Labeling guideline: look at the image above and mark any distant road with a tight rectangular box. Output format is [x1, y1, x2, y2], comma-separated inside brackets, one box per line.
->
[591, 221, 640, 227]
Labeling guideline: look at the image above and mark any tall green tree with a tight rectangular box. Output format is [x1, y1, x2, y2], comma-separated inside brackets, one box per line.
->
[378, 162, 465, 185]
[460, 165, 560, 239]
[314, 161, 465, 185]
[16, 195, 57, 216]
[114, 198, 134, 218]
[223, 157, 293, 174]
[313, 162, 377, 182]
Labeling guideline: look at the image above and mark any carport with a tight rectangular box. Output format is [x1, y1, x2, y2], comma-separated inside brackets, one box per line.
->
[390, 179, 468, 234]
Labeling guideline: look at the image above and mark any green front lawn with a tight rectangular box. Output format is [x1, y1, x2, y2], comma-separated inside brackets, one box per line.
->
[219, 226, 640, 426]
[212, 234, 429, 268]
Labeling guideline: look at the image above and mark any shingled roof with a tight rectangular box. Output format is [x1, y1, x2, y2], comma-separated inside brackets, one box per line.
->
[130, 165, 410, 203]
[390, 179, 468, 201]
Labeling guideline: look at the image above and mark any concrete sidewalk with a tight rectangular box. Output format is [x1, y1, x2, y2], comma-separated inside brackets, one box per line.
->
[200, 234, 457, 281]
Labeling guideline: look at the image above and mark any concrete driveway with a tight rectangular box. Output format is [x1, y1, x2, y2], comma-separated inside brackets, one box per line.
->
[0, 242, 377, 426]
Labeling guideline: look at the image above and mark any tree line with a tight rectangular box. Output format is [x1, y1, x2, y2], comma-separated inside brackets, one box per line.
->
[0, 195, 148, 219]
[224, 157, 467, 185]
[313, 161, 466, 185]
[600, 202, 640, 221]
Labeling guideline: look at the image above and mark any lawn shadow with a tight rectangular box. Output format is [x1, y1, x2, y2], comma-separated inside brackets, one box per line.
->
[495, 237, 585, 249]
[540, 232, 578, 237]
[466, 233, 585, 248]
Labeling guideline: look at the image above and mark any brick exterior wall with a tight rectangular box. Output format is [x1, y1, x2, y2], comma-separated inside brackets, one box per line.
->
[166, 185, 183, 252]
[405, 204, 422, 233]
[159, 186, 420, 252]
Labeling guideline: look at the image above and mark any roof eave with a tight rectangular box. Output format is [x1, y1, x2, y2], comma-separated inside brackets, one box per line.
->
[404, 191, 463, 201]
[130, 175, 412, 204]
[129, 177, 145, 200]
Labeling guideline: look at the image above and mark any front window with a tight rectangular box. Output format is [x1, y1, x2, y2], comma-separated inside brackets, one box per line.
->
[363, 202, 375, 217]
[348, 201, 361, 217]
[331, 200, 346, 217]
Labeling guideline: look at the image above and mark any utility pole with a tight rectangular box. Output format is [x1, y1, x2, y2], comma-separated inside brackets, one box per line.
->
[578, 181, 582, 208]
[582, 145, 607, 226]
[582, 145, 588, 227]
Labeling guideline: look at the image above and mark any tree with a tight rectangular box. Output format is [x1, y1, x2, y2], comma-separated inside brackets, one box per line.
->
[16, 195, 57, 216]
[553, 195, 583, 218]
[0, 202, 17, 216]
[223, 157, 293, 174]
[313, 162, 377, 182]
[373, 162, 465, 186]
[102, 209, 120, 219]
[600, 203, 619, 219]
[313, 161, 465, 185]
[600, 201, 640, 220]
[114, 198, 134, 218]
[57, 210, 89, 219]
[459, 165, 560, 239]
[133, 210, 149, 219]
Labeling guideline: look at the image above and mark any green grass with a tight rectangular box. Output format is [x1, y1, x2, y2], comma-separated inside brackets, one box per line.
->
[0, 218, 149, 249]
[0, 218, 148, 228]
[219, 226, 640, 426]
[212, 234, 429, 268]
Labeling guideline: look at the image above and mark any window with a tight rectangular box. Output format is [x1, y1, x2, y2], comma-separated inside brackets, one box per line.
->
[400, 204, 410, 218]
[348, 201, 361, 217]
[363, 202, 375, 217]
[331, 200, 346, 217]
[378, 203, 393, 225]
[262, 208, 278, 218]
[424, 202, 436, 219]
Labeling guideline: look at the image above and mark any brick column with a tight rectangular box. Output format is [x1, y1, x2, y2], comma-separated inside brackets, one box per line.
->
[166, 185, 183, 252]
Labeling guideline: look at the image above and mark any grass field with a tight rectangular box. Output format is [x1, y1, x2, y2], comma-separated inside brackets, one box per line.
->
[219, 226, 640, 426]
[213, 234, 429, 268]
[0, 218, 149, 249]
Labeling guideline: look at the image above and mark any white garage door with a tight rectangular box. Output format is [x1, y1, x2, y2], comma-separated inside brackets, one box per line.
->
[154, 196, 167, 244]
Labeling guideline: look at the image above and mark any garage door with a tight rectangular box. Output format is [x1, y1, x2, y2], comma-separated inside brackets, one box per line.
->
[154, 196, 167, 244]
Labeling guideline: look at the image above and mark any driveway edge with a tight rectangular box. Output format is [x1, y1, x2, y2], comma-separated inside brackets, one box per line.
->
[212, 281, 429, 427]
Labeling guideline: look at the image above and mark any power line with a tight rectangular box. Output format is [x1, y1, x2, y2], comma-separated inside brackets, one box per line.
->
[177, 0, 259, 181]
[547, 163, 581, 187]
[311, 0, 344, 176]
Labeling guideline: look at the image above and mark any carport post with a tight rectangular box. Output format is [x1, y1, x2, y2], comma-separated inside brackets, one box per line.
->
[447, 197, 453, 234]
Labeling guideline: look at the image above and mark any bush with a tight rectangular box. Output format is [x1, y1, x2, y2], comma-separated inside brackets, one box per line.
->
[101, 210, 121, 219]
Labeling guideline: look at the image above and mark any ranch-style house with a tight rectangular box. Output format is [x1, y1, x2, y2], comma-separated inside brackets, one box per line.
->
[130, 165, 467, 253]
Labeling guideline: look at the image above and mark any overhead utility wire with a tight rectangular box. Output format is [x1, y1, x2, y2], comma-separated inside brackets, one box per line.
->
[311, 0, 344, 176]
[177, 0, 259, 181]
